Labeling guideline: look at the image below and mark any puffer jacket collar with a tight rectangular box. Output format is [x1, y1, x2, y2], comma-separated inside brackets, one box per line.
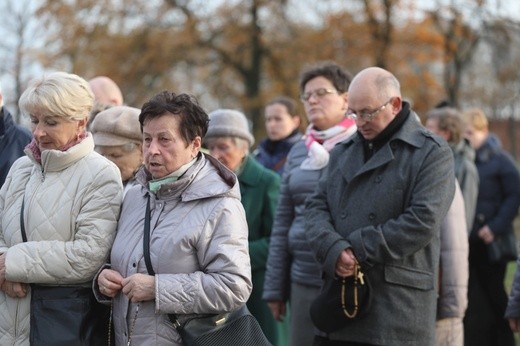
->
[24, 134, 95, 173]
[136, 152, 240, 202]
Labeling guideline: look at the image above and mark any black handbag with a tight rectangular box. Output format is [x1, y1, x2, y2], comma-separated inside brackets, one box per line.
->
[310, 264, 371, 333]
[20, 200, 110, 345]
[142, 195, 271, 346]
[487, 231, 518, 263]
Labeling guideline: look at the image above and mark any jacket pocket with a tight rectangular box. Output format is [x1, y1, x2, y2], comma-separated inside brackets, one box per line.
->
[384, 264, 433, 290]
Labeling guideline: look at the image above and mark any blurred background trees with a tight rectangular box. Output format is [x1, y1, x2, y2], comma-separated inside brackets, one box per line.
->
[1, 0, 520, 144]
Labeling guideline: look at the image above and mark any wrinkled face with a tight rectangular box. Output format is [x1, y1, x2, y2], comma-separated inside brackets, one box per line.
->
[142, 113, 200, 179]
[206, 137, 247, 172]
[347, 87, 399, 141]
[30, 112, 86, 151]
[425, 118, 450, 141]
[264, 103, 300, 141]
[464, 123, 488, 150]
[95, 144, 143, 182]
[302, 76, 348, 131]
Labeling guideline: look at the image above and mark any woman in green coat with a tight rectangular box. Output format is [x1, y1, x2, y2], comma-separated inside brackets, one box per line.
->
[205, 108, 285, 346]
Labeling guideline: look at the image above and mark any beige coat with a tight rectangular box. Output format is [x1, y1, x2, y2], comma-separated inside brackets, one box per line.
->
[0, 135, 122, 345]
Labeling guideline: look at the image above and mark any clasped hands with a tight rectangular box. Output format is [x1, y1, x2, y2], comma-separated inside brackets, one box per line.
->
[335, 248, 358, 278]
[0, 253, 28, 298]
[98, 269, 155, 303]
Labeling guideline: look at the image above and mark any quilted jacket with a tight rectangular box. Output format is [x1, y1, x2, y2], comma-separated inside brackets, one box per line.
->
[0, 134, 123, 345]
[98, 153, 252, 346]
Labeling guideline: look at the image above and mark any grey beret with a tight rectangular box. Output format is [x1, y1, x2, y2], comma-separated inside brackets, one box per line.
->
[206, 109, 254, 147]
[90, 105, 142, 146]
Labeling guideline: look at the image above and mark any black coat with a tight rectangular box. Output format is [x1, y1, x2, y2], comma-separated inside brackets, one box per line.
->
[471, 134, 520, 238]
[0, 108, 32, 188]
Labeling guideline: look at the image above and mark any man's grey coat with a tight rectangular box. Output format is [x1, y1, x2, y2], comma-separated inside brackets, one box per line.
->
[305, 114, 455, 345]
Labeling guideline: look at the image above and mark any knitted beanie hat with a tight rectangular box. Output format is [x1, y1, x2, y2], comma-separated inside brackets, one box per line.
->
[206, 109, 254, 147]
[90, 105, 142, 146]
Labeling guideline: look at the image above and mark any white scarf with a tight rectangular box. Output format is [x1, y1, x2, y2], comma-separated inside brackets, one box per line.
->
[301, 117, 357, 170]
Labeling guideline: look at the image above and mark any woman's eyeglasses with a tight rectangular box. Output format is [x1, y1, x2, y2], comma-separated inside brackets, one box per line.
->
[300, 88, 338, 102]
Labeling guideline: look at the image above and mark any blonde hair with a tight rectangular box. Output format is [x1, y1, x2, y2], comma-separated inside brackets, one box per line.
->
[19, 71, 94, 121]
[462, 108, 488, 131]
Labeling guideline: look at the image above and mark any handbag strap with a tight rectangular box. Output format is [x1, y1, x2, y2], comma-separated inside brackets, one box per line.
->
[142, 195, 182, 327]
[143, 195, 155, 276]
[20, 199, 27, 243]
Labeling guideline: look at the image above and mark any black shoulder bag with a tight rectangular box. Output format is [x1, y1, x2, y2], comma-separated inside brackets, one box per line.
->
[143, 195, 271, 346]
[20, 199, 111, 345]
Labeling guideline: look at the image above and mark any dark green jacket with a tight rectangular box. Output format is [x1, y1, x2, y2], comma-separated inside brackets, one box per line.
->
[238, 155, 281, 344]
[238, 155, 280, 271]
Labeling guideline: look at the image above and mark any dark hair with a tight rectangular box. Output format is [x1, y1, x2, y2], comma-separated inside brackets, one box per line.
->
[266, 96, 298, 117]
[139, 91, 209, 145]
[425, 107, 463, 144]
[299, 61, 353, 94]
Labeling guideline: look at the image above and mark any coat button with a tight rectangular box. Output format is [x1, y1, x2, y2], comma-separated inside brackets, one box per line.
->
[132, 263, 136, 268]
[375, 176, 382, 183]
[369, 213, 375, 220]
[341, 211, 347, 219]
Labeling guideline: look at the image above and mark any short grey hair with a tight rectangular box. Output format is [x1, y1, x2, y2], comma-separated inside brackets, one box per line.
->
[19, 71, 93, 121]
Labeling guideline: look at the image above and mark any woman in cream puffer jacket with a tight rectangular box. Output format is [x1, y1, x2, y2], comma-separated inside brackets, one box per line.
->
[0, 72, 123, 345]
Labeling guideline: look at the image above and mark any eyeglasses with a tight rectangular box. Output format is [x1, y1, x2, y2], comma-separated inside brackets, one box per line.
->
[346, 98, 393, 122]
[300, 88, 338, 102]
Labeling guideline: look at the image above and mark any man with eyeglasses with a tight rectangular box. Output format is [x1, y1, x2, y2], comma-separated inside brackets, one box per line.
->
[305, 67, 456, 346]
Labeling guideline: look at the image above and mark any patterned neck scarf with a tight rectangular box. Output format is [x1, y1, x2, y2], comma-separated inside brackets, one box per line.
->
[26, 132, 88, 165]
[301, 117, 357, 170]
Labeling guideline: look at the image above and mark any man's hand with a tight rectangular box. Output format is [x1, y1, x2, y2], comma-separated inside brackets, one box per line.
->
[335, 248, 357, 278]
[121, 273, 155, 303]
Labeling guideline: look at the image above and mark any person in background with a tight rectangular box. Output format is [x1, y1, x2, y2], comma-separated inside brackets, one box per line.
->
[305, 66, 455, 345]
[425, 106, 479, 232]
[90, 105, 143, 196]
[263, 61, 356, 346]
[87, 75, 124, 128]
[0, 71, 123, 344]
[254, 96, 302, 175]
[462, 108, 520, 346]
[0, 81, 32, 188]
[424, 107, 472, 346]
[95, 91, 251, 345]
[204, 109, 282, 345]
[435, 183, 469, 346]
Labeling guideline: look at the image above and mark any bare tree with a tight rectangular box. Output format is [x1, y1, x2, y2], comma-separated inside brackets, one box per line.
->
[0, 0, 42, 122]
[429, 1, 485, 107]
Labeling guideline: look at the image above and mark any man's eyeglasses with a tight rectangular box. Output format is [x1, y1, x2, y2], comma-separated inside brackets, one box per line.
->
[300, 88, 338, 102]
[346, 98, 393, 122]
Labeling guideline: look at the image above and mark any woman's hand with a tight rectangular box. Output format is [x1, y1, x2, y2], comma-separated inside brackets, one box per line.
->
[121, 273, 155, 303]
[0, 253, 6, 287]
[509, 318, 520, 332]
[267, 301, 286, 321]
[1, 280, 28, 298]
[98, 269, 124, 298]
[478, 225, 495, 244]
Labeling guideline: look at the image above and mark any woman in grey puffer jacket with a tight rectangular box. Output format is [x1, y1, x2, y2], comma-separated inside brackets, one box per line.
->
[263, 61, 356, 346]
[95, 92, 252, 346]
